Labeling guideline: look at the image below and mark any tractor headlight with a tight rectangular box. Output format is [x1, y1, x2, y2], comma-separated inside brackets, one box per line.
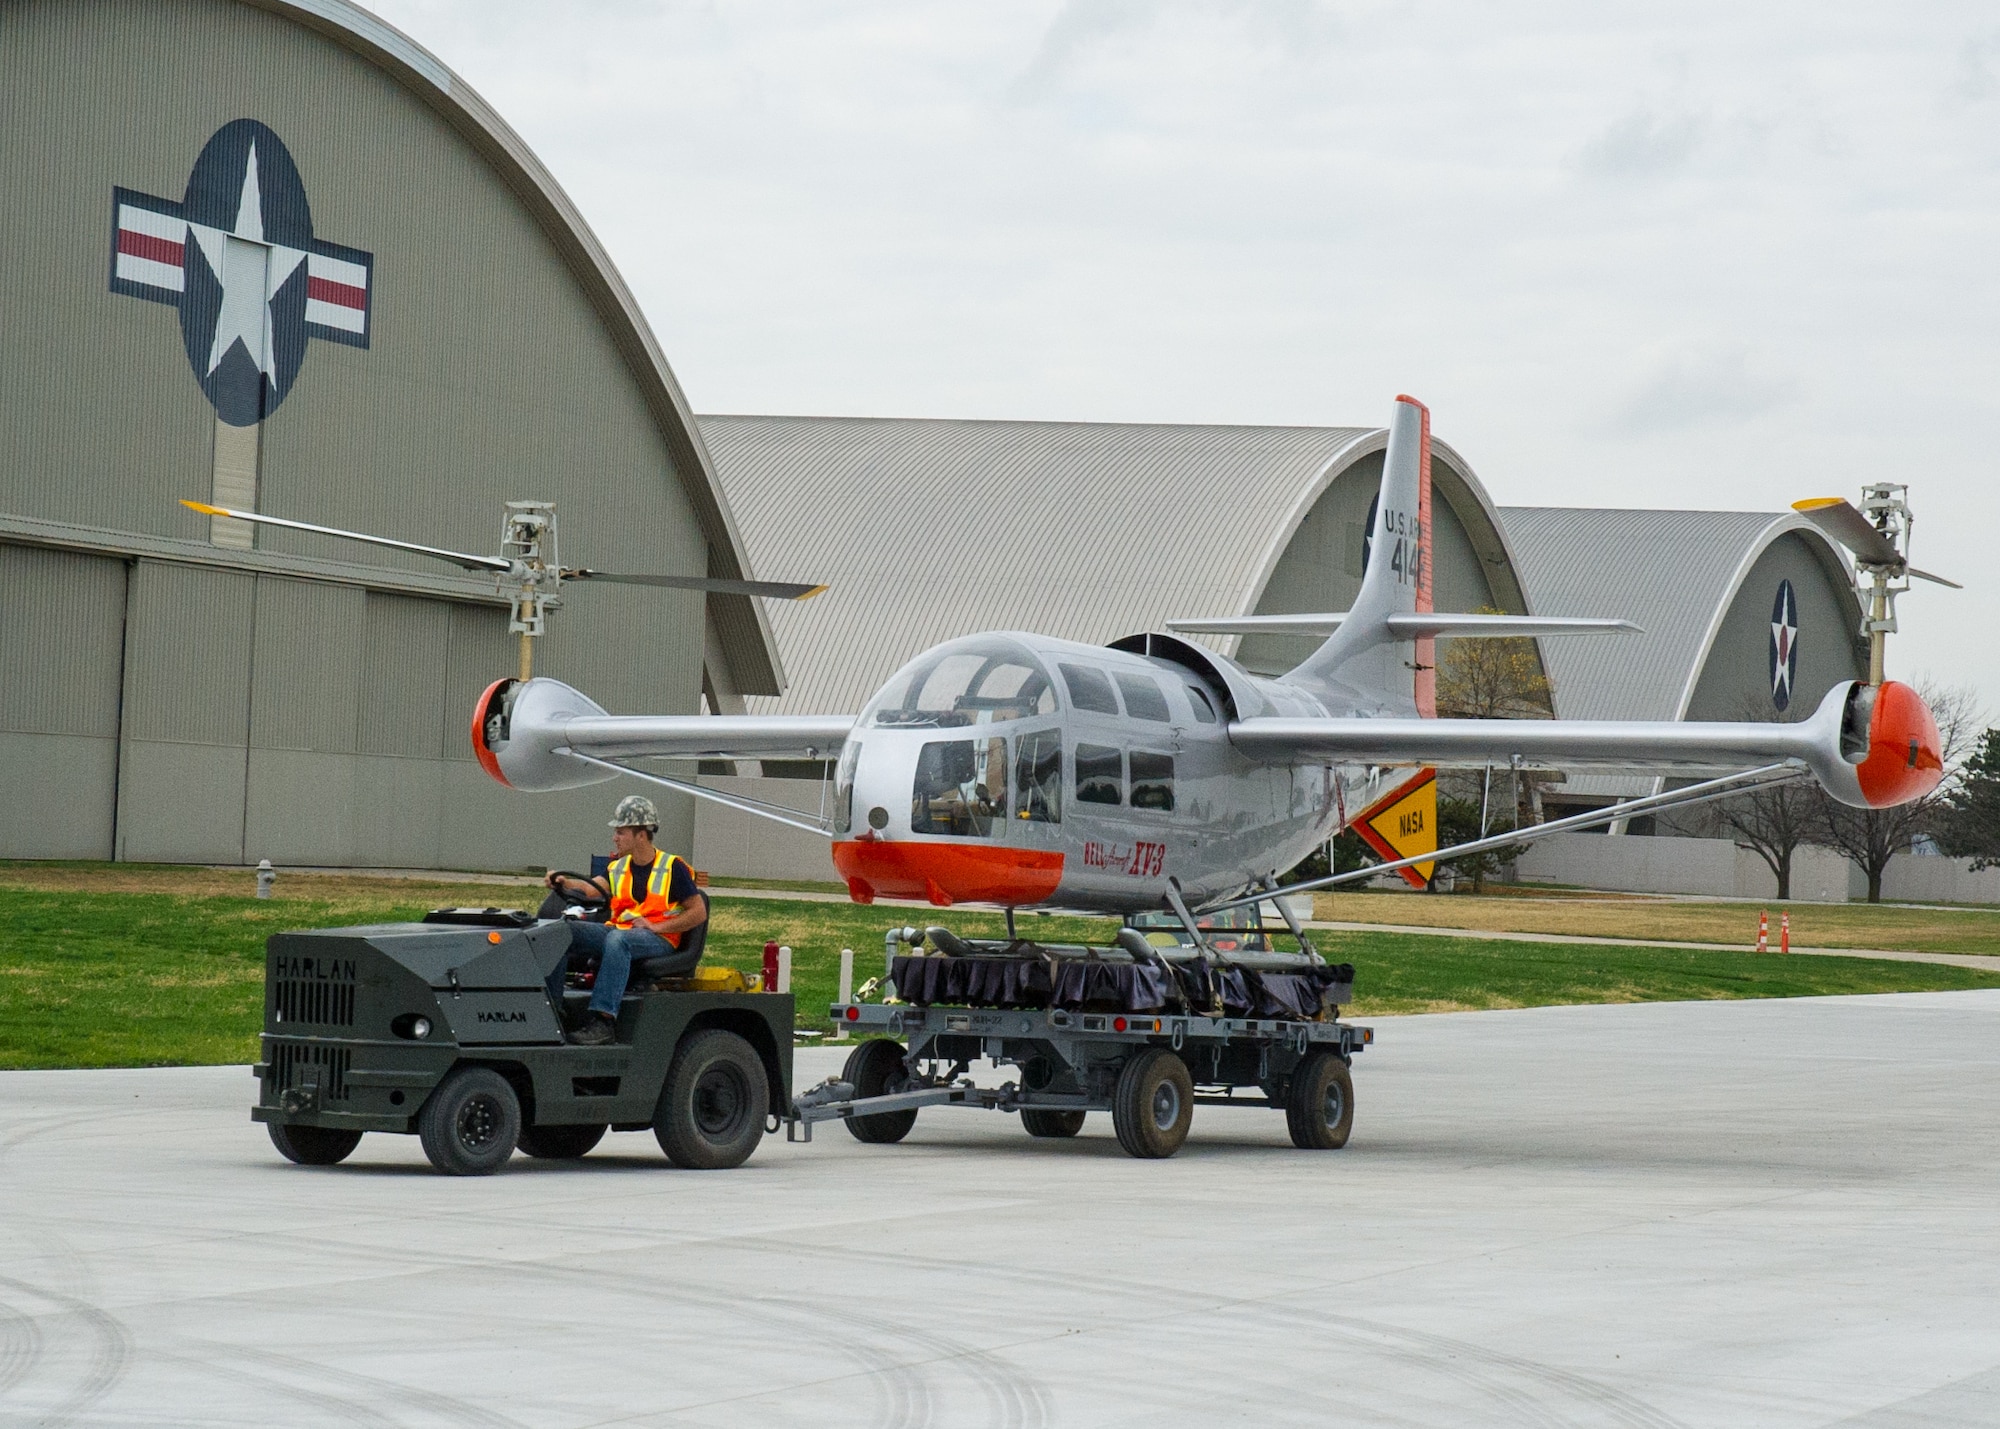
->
[411, 1016, 432, 1039]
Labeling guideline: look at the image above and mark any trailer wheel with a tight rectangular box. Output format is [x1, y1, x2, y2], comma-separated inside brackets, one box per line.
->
[267, 1122, 362, 1166]
[417, 1066, 521, 1176]
[655, 1029, 769, 1169]
[842, 1038, 917, 1144]
[1112, 1048, 1193, 1159]
[517, 1124, 608, 1159]
[1285, 1052, 1354, 1150]
[1021, 1109, 1086, 1139]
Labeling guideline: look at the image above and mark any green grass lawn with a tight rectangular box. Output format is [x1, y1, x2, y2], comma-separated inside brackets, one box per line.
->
[1315, 889, 2000, 955]
[5, 876, 2000, 1069]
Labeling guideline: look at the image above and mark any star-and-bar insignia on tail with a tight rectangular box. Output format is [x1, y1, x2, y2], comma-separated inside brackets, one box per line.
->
[109, 118, 373, 427]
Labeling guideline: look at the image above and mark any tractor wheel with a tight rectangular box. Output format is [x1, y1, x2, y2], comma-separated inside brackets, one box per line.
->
[655, 1029, 768, 1170]
[1111, 1048, 1193, 1159]
[1285, 1052, 1354, 1150]
[1020, 1109, 1086, 1139]
[517, 1124, 608, 1159]
[268, 1122, 362, 1166]
[842, 1038, 917, 1144]
[417, 1066, 521, 1176]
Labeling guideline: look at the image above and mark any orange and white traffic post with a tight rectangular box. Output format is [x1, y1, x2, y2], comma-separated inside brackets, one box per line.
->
[1756, 910, 1769, 953]
[1780, 911, 1791, 954]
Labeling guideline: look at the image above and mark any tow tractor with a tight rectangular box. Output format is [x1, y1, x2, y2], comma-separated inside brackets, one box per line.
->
[254, 901, 792, 1176]
[788, 905, 1370, 1159]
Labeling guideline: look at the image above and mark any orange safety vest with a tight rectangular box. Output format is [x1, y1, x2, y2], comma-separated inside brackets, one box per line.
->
[608, 853, 690, 944]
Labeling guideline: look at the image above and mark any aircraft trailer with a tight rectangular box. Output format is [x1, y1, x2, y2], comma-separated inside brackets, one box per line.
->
[790, 921, 1368, 1159]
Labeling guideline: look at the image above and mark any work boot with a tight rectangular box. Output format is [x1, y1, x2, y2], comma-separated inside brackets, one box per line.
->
[568, 1013, 615, 1046]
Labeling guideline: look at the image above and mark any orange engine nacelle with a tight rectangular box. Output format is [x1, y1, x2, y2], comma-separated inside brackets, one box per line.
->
[1849, 680, 1944, 808]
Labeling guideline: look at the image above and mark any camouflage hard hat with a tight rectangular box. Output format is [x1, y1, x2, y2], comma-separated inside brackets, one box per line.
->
[610, 794, 660, 830]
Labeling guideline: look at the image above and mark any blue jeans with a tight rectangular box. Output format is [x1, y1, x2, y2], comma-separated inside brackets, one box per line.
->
[547, 923, 670, 1019]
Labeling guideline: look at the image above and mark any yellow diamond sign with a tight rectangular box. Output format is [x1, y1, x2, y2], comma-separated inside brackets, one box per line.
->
[1353, 769, 1437, 888]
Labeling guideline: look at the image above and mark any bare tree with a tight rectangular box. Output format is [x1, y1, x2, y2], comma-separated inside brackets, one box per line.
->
[1811, 681, 1984, 903]
[1700, 778, 1821, 900]
[1691, 697, 1825, 900]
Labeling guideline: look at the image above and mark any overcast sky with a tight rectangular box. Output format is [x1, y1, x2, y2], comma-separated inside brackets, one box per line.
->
[376, 0, 1998, 712]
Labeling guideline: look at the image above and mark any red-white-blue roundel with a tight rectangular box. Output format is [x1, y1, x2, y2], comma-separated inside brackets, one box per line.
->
[109, 119, 372, 427]
[1769, 579, 1799, 711]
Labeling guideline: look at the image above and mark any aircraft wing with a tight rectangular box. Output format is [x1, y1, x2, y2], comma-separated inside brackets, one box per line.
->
[1228, 680, 1942, 809]
[476, 677, 852, 791]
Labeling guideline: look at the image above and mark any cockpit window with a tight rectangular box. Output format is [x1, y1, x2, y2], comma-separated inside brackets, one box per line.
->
[1060, 663, 1119, 715]
[866, 639, 1056, 728]
[1130, 751, 1175, 811]
[1075, 743, 1122, 805]
[834, 740, 861, 833]
[1117, 673, 1171, 722]
[911, 737, 1007, 837]
[1014, 729, 1062, 824]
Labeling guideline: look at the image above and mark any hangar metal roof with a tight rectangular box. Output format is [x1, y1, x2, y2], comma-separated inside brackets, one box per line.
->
[697, 414, 1516, 717]
[1498, 507, 1853, 724]
[246, 0, 785, 696]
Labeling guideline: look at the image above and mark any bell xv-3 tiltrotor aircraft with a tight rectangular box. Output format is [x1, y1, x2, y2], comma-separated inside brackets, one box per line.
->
[195, 396, 1947, 936]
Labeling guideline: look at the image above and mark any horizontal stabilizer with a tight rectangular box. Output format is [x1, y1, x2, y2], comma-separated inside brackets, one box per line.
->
[1167, 613, 1641, 638]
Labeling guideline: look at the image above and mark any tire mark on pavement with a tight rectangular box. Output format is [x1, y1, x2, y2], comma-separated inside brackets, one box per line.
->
[0, 1273, 132, 1427]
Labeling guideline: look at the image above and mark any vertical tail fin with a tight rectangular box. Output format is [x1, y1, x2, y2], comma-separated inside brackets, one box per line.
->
[1286, 395, 1432, 710]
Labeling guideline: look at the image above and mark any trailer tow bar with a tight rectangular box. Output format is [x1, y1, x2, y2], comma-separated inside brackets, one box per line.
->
[786, 1075, 1037, 1142]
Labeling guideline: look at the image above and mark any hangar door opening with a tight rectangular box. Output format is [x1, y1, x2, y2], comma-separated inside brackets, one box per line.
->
[112, 561, 513, 866]
[0, 544, 129, 859]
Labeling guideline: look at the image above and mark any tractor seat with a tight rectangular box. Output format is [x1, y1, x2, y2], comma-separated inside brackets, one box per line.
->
[626, 902, 708, 990]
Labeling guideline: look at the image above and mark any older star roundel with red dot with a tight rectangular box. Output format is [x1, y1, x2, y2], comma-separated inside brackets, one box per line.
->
[1769, 579, 1799, 712]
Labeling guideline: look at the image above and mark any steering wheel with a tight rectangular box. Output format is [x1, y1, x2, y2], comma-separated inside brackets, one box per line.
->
[547, 871, 609, 912]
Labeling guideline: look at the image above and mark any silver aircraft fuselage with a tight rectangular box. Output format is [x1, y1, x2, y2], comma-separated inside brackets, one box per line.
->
[828, 631, 1402, 913]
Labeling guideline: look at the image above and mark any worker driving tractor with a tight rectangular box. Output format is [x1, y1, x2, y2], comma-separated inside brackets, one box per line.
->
[543, 795, 707, 1046]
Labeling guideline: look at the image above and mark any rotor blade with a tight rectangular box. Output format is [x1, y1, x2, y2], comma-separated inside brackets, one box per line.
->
[563, 569, 828, 601]
[1909, 567, 1964, 590]
[179, 500, 510, 573]
[1792, 498, 1905, 567]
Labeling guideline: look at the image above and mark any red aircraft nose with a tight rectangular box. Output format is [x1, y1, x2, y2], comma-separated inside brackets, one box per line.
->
[1855, 680, 1943, 808]
[831, 839, 1064, 907]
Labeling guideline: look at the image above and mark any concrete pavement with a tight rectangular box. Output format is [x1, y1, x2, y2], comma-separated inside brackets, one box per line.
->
[1304, 918, 2000, 971]
[4, 993, 2000, 1426]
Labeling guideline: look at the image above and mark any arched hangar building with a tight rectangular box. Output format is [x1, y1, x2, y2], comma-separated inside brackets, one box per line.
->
[1501, 508, 1868, 826]
[0, 0, 780, 869]
[690, 416, 1866, 878]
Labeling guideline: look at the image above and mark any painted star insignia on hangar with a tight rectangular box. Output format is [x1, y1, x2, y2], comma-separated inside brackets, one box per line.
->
[1770, 578, 1800, 711]
[185, 141, 308, 382]
[110, 118, 374, 426]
